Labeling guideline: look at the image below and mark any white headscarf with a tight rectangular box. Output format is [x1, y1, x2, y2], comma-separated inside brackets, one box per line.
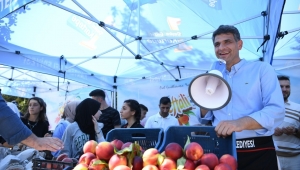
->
[63, 100, 80, 123]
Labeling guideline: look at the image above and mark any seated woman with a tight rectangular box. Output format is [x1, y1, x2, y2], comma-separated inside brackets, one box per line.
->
[120, 99, 144, 128]
[59, 98, 105, 159]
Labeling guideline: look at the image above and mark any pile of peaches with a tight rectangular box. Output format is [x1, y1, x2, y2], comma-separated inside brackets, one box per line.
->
[72, 138, 237, 170]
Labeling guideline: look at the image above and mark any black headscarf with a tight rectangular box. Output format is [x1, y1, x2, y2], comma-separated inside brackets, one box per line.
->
[74, 98, 100, 141]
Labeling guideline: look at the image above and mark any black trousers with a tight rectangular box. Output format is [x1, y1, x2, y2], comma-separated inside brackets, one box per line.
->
[236, 136, 278, 170]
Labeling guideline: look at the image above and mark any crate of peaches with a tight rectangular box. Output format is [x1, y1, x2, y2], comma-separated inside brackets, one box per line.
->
[72, 126, 237, 170]
[158, 126, 237, 170]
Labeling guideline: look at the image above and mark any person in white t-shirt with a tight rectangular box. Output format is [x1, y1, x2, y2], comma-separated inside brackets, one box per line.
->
[144, 96, 179, 131]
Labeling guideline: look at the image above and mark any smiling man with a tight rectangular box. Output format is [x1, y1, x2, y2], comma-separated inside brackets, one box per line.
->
[200, 25, 285, 170]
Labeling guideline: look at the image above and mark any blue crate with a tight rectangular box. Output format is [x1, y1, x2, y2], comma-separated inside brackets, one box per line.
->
[106, 128, 164, 150]
[158, 126, 237, 159]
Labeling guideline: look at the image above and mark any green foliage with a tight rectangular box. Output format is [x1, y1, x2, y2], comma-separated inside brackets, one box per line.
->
[2, 94, 29, 115]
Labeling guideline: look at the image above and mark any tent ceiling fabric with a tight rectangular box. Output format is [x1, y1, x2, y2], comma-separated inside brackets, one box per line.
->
[273, 0, 300, 76]
[0, 0, 294, 97]
[0, 64, 90, 98]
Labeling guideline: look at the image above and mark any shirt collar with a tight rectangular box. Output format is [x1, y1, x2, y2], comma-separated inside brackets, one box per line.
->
[231, 59, 246, 73]
[285, 100, 291, 105]
[158, 112, 171, 119]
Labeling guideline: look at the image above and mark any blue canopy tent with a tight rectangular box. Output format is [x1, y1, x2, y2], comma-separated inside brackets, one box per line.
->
[273, 0, 300, 103]
[0, 0, 291, 99]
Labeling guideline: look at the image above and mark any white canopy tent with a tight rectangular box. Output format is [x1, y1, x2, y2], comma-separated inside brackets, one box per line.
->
[0, 0, 298, 103]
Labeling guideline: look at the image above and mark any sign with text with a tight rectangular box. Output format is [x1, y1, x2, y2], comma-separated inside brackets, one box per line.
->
[117, 78, 201, 126]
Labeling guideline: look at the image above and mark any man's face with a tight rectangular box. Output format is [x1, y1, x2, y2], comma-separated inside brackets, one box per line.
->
[279, 80, 290, 101]
[213, 33, 242, 66]
[159, 103, 171, 117]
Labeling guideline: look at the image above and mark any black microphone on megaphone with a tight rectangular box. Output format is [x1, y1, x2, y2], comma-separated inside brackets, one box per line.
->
[188, 70, 232, 110]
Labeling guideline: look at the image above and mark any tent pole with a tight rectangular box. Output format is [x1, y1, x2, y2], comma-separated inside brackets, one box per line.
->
[42, 0, 136, 38]
[140, 42, 178, 80]
[65, 39, 136, 70]
[137, 0, 141, 55]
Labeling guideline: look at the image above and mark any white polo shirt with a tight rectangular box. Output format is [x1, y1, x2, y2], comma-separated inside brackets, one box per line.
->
[144, 113, 180, 131]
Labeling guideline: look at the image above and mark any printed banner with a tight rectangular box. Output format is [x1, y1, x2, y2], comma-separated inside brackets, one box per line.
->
[117, 78, 201, 126]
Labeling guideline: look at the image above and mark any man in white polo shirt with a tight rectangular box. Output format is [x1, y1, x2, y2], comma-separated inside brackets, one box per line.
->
[144, 96, 179, 131]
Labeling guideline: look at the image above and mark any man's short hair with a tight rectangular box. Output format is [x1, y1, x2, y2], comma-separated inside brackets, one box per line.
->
[212, 25, 241, 42]
[277, 75, 290, 81]
[159, 96, 171, 105]
[140, 104, 148, 111]
[89, 89, 106, 98]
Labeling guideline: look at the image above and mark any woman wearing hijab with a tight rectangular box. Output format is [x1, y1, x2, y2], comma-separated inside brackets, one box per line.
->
[59, 98, 105, 159]
[52, 100, 80, 157]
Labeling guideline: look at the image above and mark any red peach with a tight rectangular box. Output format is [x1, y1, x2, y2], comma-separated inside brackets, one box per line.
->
[96, 142, 115, 161]
[108, 154, 127, 170]
[73, 163, 88, 170]
[88, 158, 108, 170]
[62, 157, 73, 163]
[183, 159, 196, 170]
[159, 157, 177, 170]
[83, 140, 98, 154]
[195, 164, 210, 170]
[121, 142, 132, 150]
[46, 163, 52, 169]
[164, 142, 183, 160]
[195, 159, 201, 167]
[132, 156, 143, 170]
[110, 139, 124, 150]
[214, 163, 232, 170]
[142, 165, 159, 170]
[184, 142, 203, 161]
[143, 148, 159, 166]
[113, 165, 131, 170]
[200, 153, 219, 170]
[79, 152, 96, 165]
[56, 153, 68, 161]
[219, 154, 237, 170]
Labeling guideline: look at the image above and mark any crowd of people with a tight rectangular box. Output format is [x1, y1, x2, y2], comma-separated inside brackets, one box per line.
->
[0, 25, 299, 170]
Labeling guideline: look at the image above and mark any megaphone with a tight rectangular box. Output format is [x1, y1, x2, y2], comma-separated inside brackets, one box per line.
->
[188, 70, 232, 110]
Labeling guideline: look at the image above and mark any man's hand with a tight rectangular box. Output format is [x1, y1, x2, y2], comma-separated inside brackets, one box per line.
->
[21, 134, 63, 152]
[92, 115, 99, 133]
[215, 120, 244, 137]
[274, 127, 283, 136]
[215, 116, 262, 137]
[281, 126, 296, 135]
[34, 137, 64, 152]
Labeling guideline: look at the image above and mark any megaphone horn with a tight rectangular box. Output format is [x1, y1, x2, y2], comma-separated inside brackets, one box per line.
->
[188, 70, 232, 110]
